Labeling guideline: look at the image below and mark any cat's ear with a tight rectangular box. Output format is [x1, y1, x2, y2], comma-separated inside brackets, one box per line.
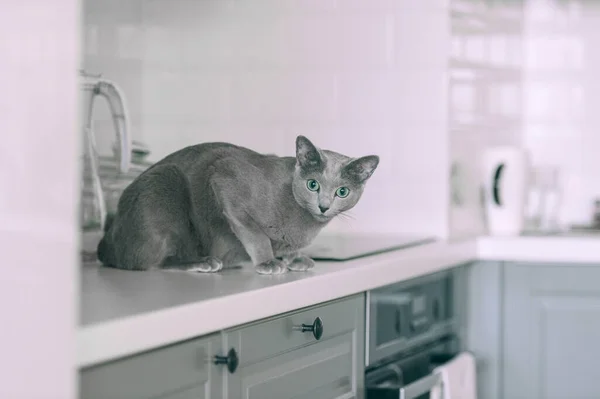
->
[342, 155, 379, 183]
[296, 135, 322, 170]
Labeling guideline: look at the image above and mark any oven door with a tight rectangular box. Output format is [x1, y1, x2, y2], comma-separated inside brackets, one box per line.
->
[367, 372, 441, 399]
[367, 270, 456, 366]
[365, 347, 455, 399]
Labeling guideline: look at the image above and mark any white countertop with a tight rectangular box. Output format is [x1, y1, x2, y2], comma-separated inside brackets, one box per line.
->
[78, 234, 600, 368]
[478, 234, 600, 263]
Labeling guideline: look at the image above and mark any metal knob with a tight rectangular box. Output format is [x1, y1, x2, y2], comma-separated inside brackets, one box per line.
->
[214, 348, 239, 374]
[294, 317, 324, 340]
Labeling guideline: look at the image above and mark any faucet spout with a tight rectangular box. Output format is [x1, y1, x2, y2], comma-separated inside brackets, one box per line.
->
[94, 80, 131, 174]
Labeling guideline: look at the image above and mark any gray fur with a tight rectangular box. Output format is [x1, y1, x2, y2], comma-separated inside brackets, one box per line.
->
[97, 136, 379, 274]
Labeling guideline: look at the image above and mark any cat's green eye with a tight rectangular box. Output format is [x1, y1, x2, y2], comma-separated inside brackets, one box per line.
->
[307, 179, 320, 192]
[336, 187, 350, 198]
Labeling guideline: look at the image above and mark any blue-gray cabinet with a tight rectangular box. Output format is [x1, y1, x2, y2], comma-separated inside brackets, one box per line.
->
[464, 261, 504, 399]
[502, 262, 600, 399]
[224, 294, 365, 399]
[80, 333, 223, 399]
[80, 294, 365, 399]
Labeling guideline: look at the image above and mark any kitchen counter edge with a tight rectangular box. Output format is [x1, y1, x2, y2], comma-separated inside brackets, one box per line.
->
[478, 234, 600, 263]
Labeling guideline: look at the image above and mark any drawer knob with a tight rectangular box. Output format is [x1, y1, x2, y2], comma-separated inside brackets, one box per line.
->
[214, 348, 239, 373]
[294, 317, 324, 340]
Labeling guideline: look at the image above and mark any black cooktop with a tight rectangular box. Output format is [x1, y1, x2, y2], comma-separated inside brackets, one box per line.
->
[303, 233, 437, 261]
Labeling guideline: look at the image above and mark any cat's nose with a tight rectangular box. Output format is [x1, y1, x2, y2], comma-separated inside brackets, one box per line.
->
[319, 205, 329, 214]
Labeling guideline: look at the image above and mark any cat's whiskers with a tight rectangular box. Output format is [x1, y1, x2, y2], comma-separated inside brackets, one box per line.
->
[337, 211, 356, 221]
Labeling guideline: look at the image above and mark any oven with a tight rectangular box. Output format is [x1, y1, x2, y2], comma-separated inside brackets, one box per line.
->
[365, 268, 464, 399]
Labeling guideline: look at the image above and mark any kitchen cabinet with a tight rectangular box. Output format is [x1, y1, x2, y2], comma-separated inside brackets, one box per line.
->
[224, 294, 365, 399]
[80, 333, 223, 399]
[80, 294, 365, 399]
[502, 262, 600, 399]
[464, 261, 503, 399]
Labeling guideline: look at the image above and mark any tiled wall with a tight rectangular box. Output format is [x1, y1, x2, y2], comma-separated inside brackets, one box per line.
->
[522, 0, 600, 226]
[448, 0, 525, 239]
[83, 0, 451, 237]
[448, 0, 600, 233]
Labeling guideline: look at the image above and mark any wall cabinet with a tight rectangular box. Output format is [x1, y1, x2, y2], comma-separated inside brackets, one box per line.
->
[80, 294, 365, 399]
[502, 262, 600, 399]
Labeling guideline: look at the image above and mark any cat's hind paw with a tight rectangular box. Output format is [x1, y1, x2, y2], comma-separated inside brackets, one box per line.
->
[185, 256, 224, 273]
[256, 259, 287, 275]
[286, 255, 315, 272]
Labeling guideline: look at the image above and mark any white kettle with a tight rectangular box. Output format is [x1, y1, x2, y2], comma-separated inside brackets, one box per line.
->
[482, 146, 530, 236]
[80, 70, 131, 232]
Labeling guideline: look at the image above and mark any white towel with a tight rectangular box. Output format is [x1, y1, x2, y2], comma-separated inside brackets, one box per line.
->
[430, 352, 477, 399]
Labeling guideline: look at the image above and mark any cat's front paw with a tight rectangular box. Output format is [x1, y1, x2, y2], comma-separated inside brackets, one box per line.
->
[286, 254, 315, 272]
[256, 259, 288, 275]
[185, 256, 224, 273]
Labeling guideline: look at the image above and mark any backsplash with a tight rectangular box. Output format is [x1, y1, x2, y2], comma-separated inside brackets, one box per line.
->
[83, 0, 451, 237]
[522, 0, 600, 226]
[448, 0, 600, 236]
[448, 0, 525, 239]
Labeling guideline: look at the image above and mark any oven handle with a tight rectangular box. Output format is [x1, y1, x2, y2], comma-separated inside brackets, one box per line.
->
[399, 372, 441, 399]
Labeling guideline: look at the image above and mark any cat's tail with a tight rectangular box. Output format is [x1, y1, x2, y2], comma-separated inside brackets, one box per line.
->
[97, 237, 109, 264]
[104, 213, 115, 233]
[96, 213, 115, 265]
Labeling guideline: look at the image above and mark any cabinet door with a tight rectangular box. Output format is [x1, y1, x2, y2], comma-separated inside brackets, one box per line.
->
[464, 261, 503, 399]
[80, 333, 223, 399]
[224, 295, 365, 399]
[503, 262, 600, 399]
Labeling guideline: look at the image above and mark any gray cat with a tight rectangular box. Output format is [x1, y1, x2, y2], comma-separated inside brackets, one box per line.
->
[97, 136, 379, 274]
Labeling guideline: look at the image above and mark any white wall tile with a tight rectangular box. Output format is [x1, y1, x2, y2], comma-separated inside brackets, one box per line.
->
[336, 0, 401, 12]
[229, 72, 336, 124]
[181, 24, 235, 68]
[227, 17, 287, 68]
[141, 69, 229, 123]
[116, 25, 144, 59]
[521, 0, 600, 226]
[335, 72, 396, 126]
[231, 0, 336, 15]
[143, 26, 182, 65]
[395, 67, 448, 123]
[281, 13, 392, 69]
[394, 11, 449, 68]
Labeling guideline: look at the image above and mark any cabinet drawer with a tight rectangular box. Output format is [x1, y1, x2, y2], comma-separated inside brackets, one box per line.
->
[80, 333, 221, 399]
[230, 332, 357, 399]
[225, 294, 364, 366]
